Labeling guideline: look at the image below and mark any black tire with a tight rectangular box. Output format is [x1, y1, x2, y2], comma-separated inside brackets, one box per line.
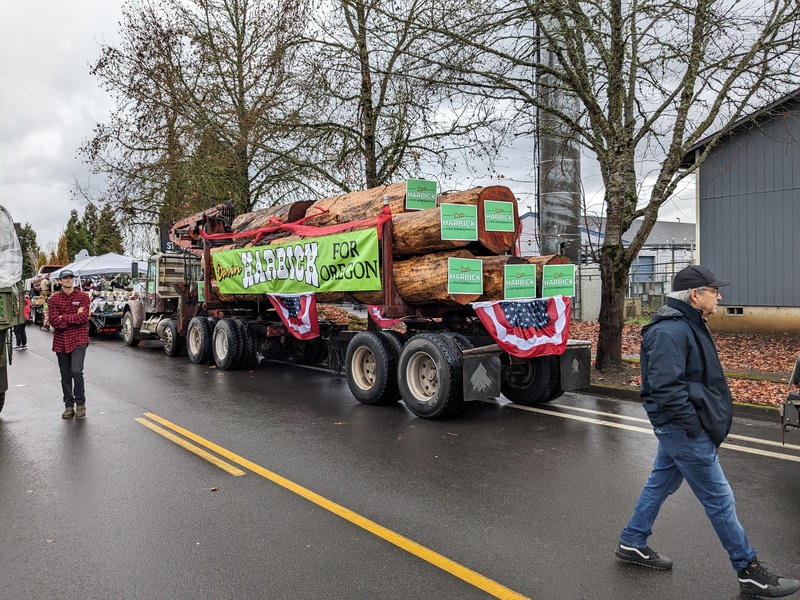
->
[289, 337, 324, 365]
[234, 320, 259, 369]
[0, 391, 5, 413]
[162, 320, 184, 357]
[186, 317, 213, 364]
[213, 318, 243, 370]
[122, 312, 140, 347]
[345, 331, 399, 405]
[378, 331, 404, 360]
[398, 333, 464, 419]
[442, 332, 473, 351]
[501, 355, 559, 405]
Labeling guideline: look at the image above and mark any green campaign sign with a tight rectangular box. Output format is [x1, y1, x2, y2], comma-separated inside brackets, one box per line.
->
[447, 257, 483, 295]
[504, 264, 538, 299]
[405, 179, 437, 210]
[484, 201, 516, 232]
[212, 228, 382, 295]
[440, 203, 478, 241]
[541, 264, 576, 298]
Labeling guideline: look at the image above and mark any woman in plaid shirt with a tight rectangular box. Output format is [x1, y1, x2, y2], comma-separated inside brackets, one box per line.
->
[48, 270, 91, 419]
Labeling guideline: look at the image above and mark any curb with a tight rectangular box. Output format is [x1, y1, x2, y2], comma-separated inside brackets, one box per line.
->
[583, 384, 780, 423]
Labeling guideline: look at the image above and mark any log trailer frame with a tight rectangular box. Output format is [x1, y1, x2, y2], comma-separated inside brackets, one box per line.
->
[120, 200, 591, 419]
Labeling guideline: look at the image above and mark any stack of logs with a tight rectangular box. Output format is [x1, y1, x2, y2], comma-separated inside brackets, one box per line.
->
[214, 182, 570, 305]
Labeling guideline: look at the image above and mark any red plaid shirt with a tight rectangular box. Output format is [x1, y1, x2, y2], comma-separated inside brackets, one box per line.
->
[49, 289, 90, 353]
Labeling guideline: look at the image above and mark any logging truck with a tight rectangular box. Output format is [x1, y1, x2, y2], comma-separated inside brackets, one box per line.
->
[120, 184, 591, 419]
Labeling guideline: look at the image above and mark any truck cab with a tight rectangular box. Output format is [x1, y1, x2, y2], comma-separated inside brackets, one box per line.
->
[121, 252, 201, 350]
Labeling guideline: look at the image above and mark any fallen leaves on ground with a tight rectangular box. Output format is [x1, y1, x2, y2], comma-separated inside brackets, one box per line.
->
[572, 321, 799, 407]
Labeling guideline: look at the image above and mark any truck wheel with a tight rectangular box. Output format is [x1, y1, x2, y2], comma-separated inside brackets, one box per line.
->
[162, 320, 184, 357]
[289, 337, 324, 365]
[378, 331, 404, 360]
[234, 320, 259, 369]
[187, 317, 213, 364]
[398, 333, 464, 419]
[122, 312, 140, 347]
[501, 355, 559, 405]
[213, 318, 243, 370]
[442, 332, 473, 351]
[0, 391, 5, 413]
[345, 331, 399, 405]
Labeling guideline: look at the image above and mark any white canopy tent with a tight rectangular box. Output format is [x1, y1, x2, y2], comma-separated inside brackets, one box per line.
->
[49, 253, 147, 279]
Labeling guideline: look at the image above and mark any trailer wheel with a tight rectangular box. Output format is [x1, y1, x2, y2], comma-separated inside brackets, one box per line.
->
[186, 317, 213, 364]
[378, 331, 404, 360]
[398, 333, 464, 419]
[234, 320, 259, 369]
[345, 331, 399, 405]
[442, 332, 473, 351]
[162, 320, 184, 357]
[501, 355, 559, 405]
[213, 319, 243, 370]
[122, 312, 140, 347]
[289, 337, 324, 365]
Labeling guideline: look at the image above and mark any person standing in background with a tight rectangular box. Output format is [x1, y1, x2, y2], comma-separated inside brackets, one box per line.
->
[48, 271, 91, 419]
[13, 292, 30, 349]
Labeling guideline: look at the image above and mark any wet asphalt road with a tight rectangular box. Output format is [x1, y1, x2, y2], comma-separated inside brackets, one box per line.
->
[1, 327, 799, 600]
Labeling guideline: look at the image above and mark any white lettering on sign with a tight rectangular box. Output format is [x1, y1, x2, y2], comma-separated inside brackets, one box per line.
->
[241, 242, 320, 289]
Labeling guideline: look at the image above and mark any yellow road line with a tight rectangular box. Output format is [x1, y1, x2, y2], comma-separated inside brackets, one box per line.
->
[135, 417, 246, 476]
[143, 412, 528, 600]
[510, 405, 800, 463]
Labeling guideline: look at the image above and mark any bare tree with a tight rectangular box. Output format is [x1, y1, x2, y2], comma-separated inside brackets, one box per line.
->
[79, 0, 311, 231]
[291, 0, 506, 194]
[418, 0, 800, 369]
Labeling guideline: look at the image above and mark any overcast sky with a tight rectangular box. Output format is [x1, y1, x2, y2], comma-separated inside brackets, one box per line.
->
[0, 1, 696, 257]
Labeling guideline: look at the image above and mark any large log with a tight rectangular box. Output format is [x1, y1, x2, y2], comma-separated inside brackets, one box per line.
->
[303, 182, 408, 227]
[391, 208, 470, 255]
[302, 183, 496, 227]
[232, 200, 315, 231]
[392, 249, 481, 305]
[273, 200, 517, 257]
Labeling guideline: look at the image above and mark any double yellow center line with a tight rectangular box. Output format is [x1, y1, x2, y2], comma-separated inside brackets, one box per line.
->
[136, 412, 529, 600]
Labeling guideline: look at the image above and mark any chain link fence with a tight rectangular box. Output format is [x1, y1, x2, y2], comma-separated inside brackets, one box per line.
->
[574, 259, 693, 322]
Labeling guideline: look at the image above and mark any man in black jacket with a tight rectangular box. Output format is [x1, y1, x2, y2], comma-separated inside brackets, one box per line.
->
[615, 265, 799, 598]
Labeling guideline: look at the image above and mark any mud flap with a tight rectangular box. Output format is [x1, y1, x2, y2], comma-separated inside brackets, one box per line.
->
[559, 340, 592, 391]
[781, 392, 800, 431]
[462, 353, 501, 402]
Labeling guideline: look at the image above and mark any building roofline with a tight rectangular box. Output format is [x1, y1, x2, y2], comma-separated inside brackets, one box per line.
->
[680, 87, 800, 168]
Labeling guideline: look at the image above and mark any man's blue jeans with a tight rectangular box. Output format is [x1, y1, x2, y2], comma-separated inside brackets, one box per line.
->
[620, 424, 755, 571]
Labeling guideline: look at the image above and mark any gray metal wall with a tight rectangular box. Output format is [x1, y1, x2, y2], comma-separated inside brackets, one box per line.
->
[699, 106, 800, 307]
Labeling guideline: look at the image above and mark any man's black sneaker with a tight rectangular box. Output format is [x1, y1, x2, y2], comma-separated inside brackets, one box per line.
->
[738, 558, 800, 597]
[615, 543, 673, 570]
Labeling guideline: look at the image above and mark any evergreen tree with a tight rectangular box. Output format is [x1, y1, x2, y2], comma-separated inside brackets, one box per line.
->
[94, 206, 125, 255]
[13, 222, 39, 279]
[37, 251, 48, 269]
[64, 209, 92, 259]
[56, 234, 69, 265]
[82, 204, 99, 243]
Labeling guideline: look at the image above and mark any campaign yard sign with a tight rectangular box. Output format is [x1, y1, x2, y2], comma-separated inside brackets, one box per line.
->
[405, 179, 437, 210]
[484, 201, 516, 232]
[504, 264, 538, 299]
[447, 257, 483, 295]
[541, 264, 576, 298]
[440, 203, 478, 241]
[211, 228, 382, 295]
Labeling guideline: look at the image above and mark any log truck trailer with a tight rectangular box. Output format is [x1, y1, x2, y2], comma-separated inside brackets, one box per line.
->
[120, 197, 591, 419]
